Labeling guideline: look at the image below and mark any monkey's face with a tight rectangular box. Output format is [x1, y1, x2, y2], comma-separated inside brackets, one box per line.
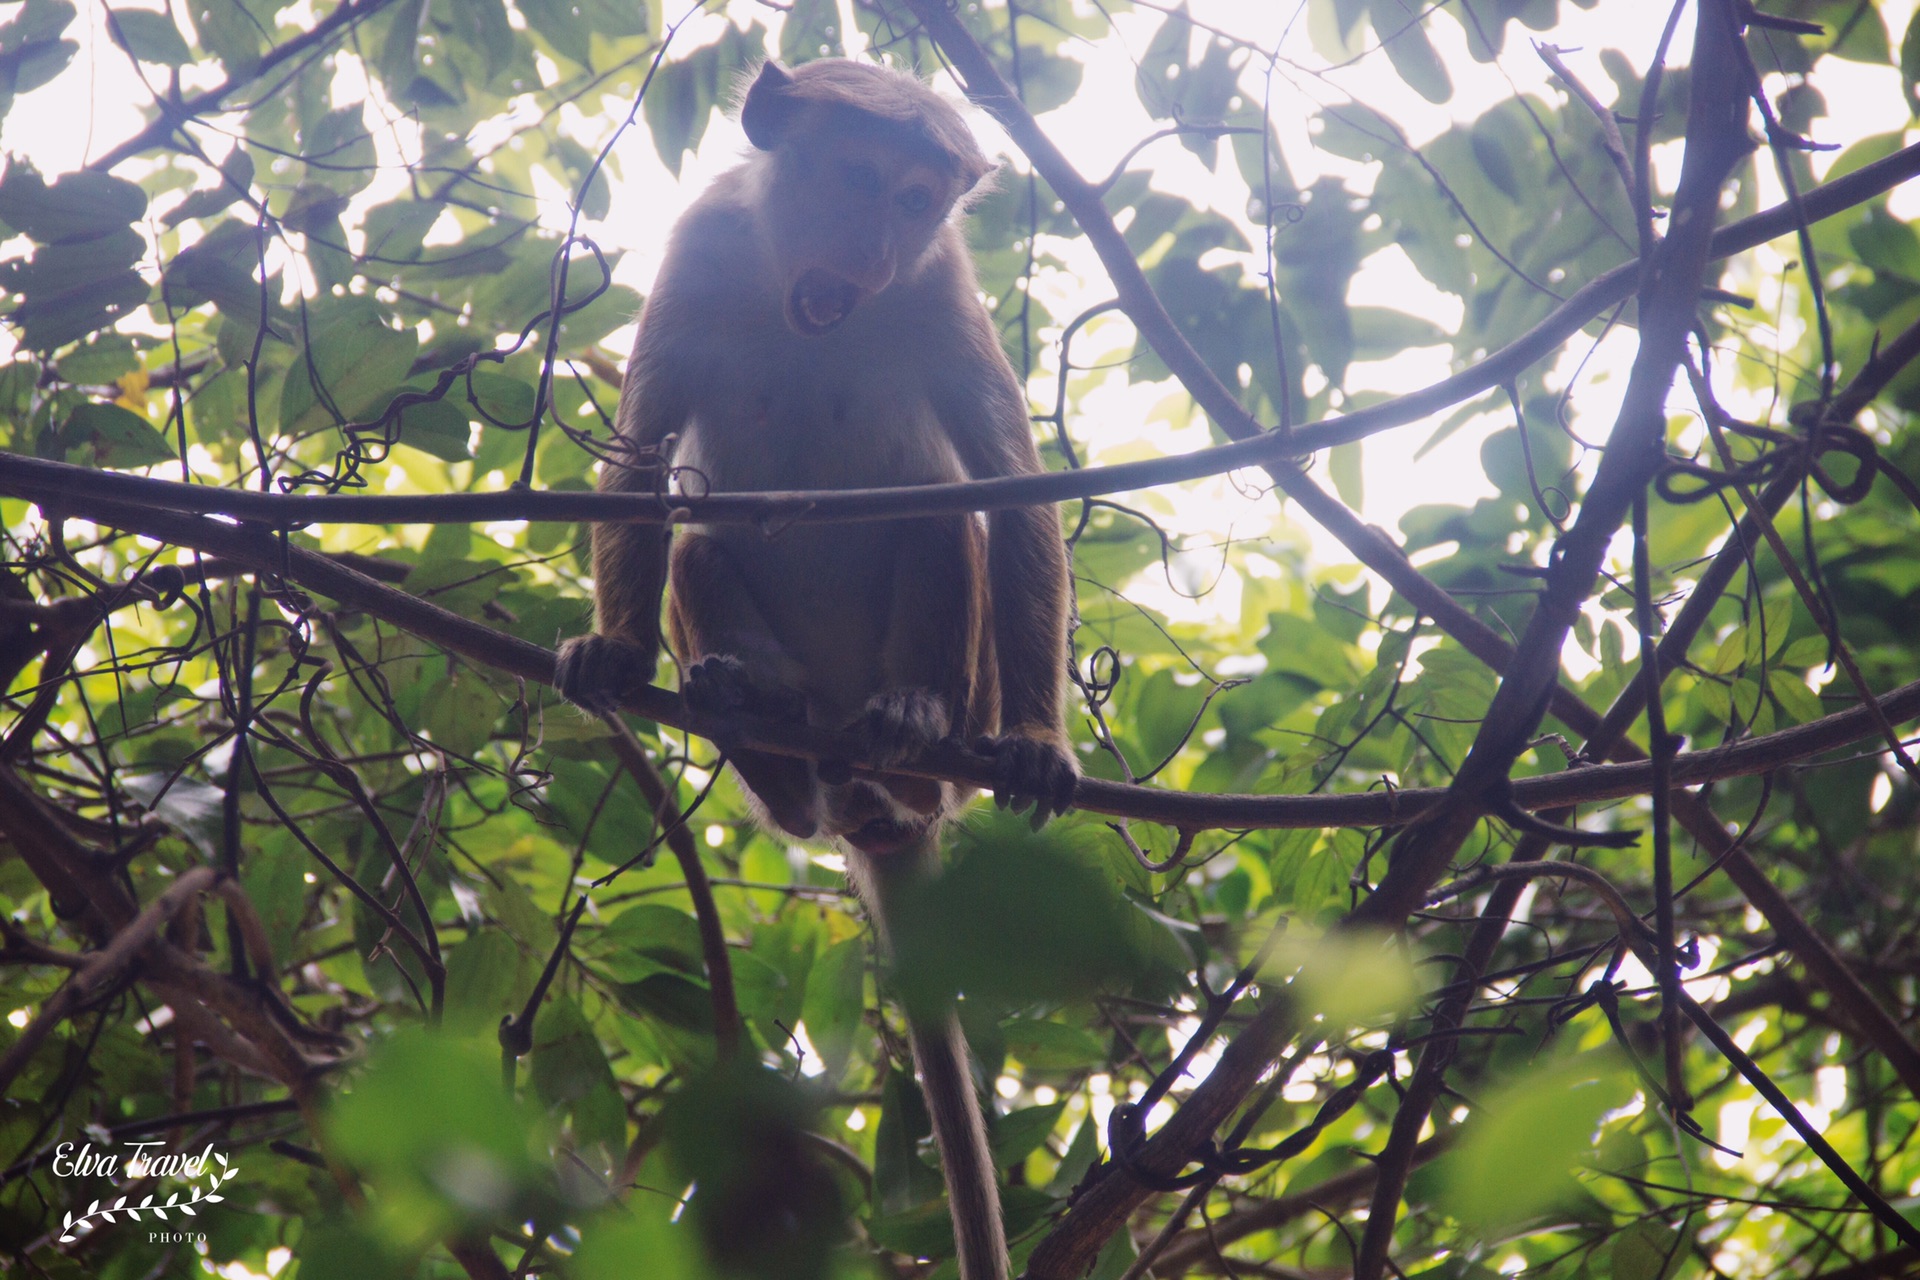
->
[772, 136, 960, 337]
[826, 776, 944, 858]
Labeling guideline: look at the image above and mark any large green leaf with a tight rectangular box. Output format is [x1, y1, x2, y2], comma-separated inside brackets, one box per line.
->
[276, 299, 420, 434]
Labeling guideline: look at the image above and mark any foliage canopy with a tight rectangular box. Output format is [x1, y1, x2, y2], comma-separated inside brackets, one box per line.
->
[3, 0, 1920, 1278]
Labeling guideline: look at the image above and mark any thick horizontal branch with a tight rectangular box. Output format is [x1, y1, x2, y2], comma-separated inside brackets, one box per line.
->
[3, 142, 1915, 533]
[47, 499, 1920, 833]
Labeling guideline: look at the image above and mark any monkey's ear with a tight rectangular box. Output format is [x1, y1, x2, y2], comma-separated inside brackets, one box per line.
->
[741, 60, 798, 150]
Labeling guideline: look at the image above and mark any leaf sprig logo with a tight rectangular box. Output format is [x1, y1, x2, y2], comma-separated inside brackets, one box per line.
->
[51, 1140, 240, 1244]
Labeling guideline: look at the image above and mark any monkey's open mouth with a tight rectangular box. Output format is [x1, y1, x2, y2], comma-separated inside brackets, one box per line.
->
[788, 269, 861, 335]
[847, 816, 926, 857]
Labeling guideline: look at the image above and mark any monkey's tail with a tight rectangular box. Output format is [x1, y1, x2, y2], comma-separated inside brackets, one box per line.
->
[909, 1006, 1010, 1280]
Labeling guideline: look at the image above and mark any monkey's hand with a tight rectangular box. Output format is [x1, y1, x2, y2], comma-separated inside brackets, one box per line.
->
[554, 634, 656, 713]
[975, 729, 1079, 826]
[682, 654, 808, 724]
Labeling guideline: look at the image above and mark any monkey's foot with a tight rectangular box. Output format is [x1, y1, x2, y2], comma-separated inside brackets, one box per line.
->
[682, 654, 807, 723]
[974, 732, 1079, 826]
[554, 634, 654, 713]
[858, 688, 951, 766]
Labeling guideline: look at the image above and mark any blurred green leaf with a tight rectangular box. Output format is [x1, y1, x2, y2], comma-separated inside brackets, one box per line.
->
[1438, 1051, 1632, 1230]
[890, 814, 1155, 1016]
[663, 1060, 843, 1279]
[0, 164, 143, 243]
[107, 8, 191, 65]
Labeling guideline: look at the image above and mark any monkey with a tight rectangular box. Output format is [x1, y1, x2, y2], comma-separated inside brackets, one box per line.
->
[553, 58, 1078, 1280]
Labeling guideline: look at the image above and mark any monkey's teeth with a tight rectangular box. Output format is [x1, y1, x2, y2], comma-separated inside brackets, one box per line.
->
[790, 270, 859, 334]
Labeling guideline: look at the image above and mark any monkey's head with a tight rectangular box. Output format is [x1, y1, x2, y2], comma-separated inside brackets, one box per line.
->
[741, 59, 993, 337]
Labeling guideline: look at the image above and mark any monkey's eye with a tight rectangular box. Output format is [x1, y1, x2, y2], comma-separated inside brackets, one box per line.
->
[842, 162, 883, 196]
[896, 186, 934, 217]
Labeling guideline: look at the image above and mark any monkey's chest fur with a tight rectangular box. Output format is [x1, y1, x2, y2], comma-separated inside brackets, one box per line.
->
[671, 323, 975, 728]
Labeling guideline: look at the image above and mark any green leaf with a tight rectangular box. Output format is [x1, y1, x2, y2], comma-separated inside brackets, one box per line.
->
[0, 229, 148, 351]
[1258, 612, 1356, 686]
[601, 904, 706, 977]
[1001, 1017, 1105, 1071]
[1612, 1220, 1682, 1280]
[239, 844, 309, 970]
[1313, 102, 1400, 164]
[613, 972, 715, 1034]
[1438, 1052, 1631, 1230]
[554, 282, 641, 350]
[61, 401, 174, 468]
[55, 332, 138, 383]
[663, 1061, 842, 1275]
[1089, 1224, 1142, 1280]
[1750, 596, 1794, 663]
[0, 165, 145, 243]
[1349, 306, 1449, 357]
[799, 936, 864, 1082]
[443, 930, 526, 1036]
[1904, 8, 1920, 114]
[329, 1027, 544, 1195]
[1329, 439, 1364, 508]
[0, 2, 78, 60]
[163, 218, 276, 321]
[1780, 634, 1831, 667]
[1048, 1113, 1100, 1194]
[1769, 669, 1824, 724]
[728, 949, 790, 1043]
[1693, 676, 1733, 723]
[990, 1100, 1065, 1169]
[544, 756, 658, 867]
[1378, 16, 1451, 104]
[395, 395, 472, 461]
[303, 104, 378, 197]
[122, 772, 222, 856]
[644, 44, 714, 175]
[572, 1212, 703, 1280]
[277, 299, 420, 434]
[1815, 0, 1889, 64]
[107, 7, 190, 65]
[194, 0, 270, 73]
[361, 198, 443, 264]
[419, 663, 500, 756]
[1134, 4, 1193, 121]
[163, 149, 254, 228]
[1705, 627, 1746, 675]
[890, 815, 1155, 1017]
[519, 0, 593, 66]
[295, 1225, 404, 1280]
[532, 995, 614, 1106]
[874, 1068, 939, 1213]
[0, 1, 77, 102]
[867, 1197, 955, 1259]
[779, 0, 844, 64]
[551, 134, 612, 221]
[465, 369, 538, 427]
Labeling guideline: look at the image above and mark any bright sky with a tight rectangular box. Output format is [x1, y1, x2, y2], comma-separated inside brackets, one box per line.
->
[5, 0, 1916, 623]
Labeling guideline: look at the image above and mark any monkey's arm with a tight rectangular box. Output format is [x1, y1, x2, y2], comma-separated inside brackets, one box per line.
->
[932, 302, 1079, 821]
[553, 341, 687, 712]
